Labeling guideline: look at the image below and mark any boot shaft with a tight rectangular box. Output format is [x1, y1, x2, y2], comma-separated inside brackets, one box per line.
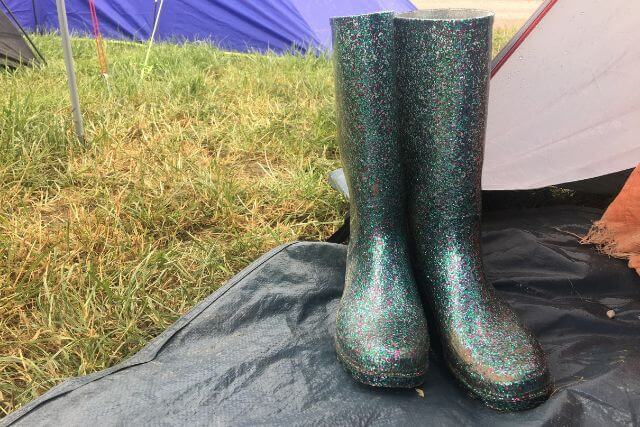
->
[395, 10, 493, 226]
[332, 12, 406, 237]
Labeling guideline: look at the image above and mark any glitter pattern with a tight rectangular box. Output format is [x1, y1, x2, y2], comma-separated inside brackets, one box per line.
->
[395, 10, 552, 410]
[331, 11, 429, 388]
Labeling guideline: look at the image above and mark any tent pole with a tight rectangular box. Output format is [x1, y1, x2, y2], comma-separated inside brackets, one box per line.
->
[55, 0, 84, 143]
[141, 0, 164, 81]
[31, 0, 38, 31]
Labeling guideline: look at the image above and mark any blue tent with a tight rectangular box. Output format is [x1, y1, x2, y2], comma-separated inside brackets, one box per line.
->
[3, 0, 415, 53]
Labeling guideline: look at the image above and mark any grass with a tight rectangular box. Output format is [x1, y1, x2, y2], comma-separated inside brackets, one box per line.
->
[0, 28, 516, 415]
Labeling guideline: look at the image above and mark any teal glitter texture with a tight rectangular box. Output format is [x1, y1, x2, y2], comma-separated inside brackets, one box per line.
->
[395, 10, 552, 410]
[331, 11, 430, 388]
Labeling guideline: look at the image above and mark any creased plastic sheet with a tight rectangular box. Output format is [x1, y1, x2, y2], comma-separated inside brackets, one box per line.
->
[3, 206, 639, 426]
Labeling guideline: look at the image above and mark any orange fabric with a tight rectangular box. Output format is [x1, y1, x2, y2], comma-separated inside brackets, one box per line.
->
[582, 164, 640, 276]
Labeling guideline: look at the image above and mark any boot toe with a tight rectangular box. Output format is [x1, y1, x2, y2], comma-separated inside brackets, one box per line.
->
[335, 335, 428, 388]
[445, 330, 553, 411]
[464, 360, 552, 411]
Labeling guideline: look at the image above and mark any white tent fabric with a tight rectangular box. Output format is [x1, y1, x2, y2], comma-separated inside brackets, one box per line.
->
[483, 0, 640, 190]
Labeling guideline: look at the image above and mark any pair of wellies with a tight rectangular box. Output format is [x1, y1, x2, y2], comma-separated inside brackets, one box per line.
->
[331, 10, 552, 411]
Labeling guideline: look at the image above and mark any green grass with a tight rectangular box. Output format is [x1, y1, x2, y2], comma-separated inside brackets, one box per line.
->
[0, 29, 516, 415]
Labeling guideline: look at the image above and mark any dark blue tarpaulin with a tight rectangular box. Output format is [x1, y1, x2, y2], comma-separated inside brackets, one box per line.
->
[2, 0, 416, 53]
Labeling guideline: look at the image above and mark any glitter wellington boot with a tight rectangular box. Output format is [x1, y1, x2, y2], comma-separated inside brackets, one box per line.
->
[395, 10, 552, 410]
[331, 12, 429, 388]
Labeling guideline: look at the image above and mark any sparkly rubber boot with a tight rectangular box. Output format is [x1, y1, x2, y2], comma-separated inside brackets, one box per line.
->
[331, 12, 429, 388]
[395, 10, 552, 409]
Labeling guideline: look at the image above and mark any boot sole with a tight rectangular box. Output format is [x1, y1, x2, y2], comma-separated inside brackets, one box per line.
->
[335, 340, 427, 388]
